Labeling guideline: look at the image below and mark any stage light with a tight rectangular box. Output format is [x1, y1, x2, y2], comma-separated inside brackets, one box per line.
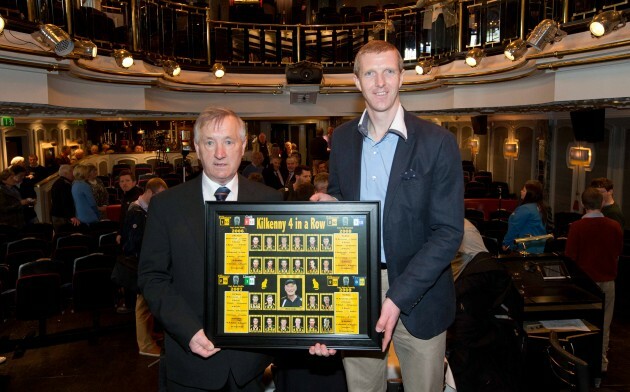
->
[163, 60, 181, 76]
[589, 10, 626, 37]
[465, 47, 484, 67]
[504, 39, 527, 61]
[415, 59, 433, 75]
[72, 39, 98, 59]
[526, 19, 566, 51]
[212, 63, 225, 78]
[113, 49, 133, 69]
[32, 24, 74, 56]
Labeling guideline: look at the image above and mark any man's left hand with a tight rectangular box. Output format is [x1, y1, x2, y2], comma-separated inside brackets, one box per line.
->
[308, 343, 337, 357]
[375, 298, 400, 352]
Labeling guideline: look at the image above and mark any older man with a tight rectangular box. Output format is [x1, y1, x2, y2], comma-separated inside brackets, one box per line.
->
[138, 107, 282, 391]
[50, 164, 81, 230]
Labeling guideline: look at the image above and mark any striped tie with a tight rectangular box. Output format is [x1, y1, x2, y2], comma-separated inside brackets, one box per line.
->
[214, 186, 230, 201]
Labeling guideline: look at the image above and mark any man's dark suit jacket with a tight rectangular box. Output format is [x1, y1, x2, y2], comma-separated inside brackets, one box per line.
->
[138, 175, 282, 390]
[262, 166, 287, 190]
[327, 110, 464, 340]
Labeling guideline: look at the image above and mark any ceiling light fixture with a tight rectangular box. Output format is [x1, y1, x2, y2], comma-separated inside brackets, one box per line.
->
[32, 24, 74, 56]
[589, 10, 627, 37]
[465, 47, 485, 67]
[72, 39, 98, 59]
[212, 63, 225, 78]
[526, 19, 567, 51]
[415, 59, 433, 75]
[504, 39, 527, 61]
[0, 15, 5, 35]
[113, 49, 134, 69]
[163, 60, 181, 77]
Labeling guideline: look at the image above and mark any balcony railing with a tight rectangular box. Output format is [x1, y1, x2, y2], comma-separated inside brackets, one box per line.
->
[1, 0, 627, 71]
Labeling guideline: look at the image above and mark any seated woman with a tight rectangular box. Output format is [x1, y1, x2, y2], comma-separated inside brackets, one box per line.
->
[502, 180, 547, 254]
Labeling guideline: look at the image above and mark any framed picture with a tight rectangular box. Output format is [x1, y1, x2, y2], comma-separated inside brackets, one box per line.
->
[205, 202, 381, 350]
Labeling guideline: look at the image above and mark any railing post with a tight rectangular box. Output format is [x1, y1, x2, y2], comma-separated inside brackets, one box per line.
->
[519, 0, 526, 38]
[27, 0, 37, 22]
[65, 0, 73, 33]
[132, 0, 139, 52]
[297, 24, 301, 61]
[207, 9, 212, 64]
[562, 0, 569, 23]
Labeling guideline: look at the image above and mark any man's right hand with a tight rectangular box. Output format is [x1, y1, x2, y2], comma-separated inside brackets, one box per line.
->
[189, 329, 221, 358]
[70, 217, 81, 226]
[310, 193, 337, 202]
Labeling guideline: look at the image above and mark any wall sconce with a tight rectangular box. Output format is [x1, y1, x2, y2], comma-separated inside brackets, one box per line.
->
[0, 15, 5, 35]
[212, 63, 225, 78]
[526, 19, 567, 51]
[113, 49, 134, 69]
[465, 48, 485, 67]
[504, 39, 527, 61]
[72, 39, 97, 59]
[415, 59, 433, 75]
[463, 135, 480, 155]
[589, 10, 627, 37]
[503, 139, 519, 159]
[32, 24, 74, 56]
[162, 60, 181, 77]
[566, 142, 595, 170]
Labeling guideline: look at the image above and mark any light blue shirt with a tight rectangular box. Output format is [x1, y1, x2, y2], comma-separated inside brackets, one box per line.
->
[358, 105, 407, 263]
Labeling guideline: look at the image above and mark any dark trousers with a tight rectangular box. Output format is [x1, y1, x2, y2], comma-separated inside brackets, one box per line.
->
[166, 371, 265, 392]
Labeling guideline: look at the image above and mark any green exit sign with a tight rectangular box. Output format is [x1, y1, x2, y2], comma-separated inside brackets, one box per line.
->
[1, 117, 15, 127]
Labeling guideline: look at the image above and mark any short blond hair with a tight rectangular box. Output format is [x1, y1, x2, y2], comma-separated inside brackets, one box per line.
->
[73, 164, 90, 180]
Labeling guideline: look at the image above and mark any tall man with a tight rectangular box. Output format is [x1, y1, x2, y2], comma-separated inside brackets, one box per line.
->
[565, 187, 623, 373]
[311, 40, 464, 392]
[139, 107, 282, 391]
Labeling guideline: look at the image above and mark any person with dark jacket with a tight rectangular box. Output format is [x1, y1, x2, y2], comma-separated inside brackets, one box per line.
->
[117, 170, 143, 228]
[50, 164, 81, 230]
[0, 166, 29, 229]
[309, 128, 329, 175]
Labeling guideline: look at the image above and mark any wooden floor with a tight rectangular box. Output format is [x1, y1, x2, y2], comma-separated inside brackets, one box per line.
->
[0, 308, 629, 391]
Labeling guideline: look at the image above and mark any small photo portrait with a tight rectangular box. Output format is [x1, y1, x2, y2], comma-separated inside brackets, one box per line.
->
[306, 293, 319, 310]
[278, 258, 290, 273]
[250, 316, 261, 332]
[250, 235, 262, 250]
[321, 258, 333, 274]
[291, 235, 304, 251]
[342, 276, 351, 286]
[292, 258, 304, 273]
[321, 294, 333, 310]
[264, 316, 276, 332]
[292, 316, 304, 332]
[278, 235, 290, 250]
[278, 316, 290, 332]
[263, 293, 276, 310]
[249, 293, 262, 310]
[280, 278, 303, 308]
[264, 235, 276, 251]
[307, 258, 319, 273]
[264, 258, 276, 273]
[232, 275, 241, 286]
[250, 258, 262, 273]
[320, 236, 333, 251]
[306, 316, 319, 332]
[321, 316, 333, 332]
[306, 235, 319, 251]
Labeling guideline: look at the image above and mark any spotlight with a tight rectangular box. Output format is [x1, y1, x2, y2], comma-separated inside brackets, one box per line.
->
[72, 39, 98, 59]
[465, 47, 484, 67]
[32, 24, 74, 56]
[415, 59, 433, 75]
[162, 60, 181, 77]
[526, 19, 566, 51]
[113, 49, 133, 69]
[504, 39, 527, 61]
[589, 10, 626, 37]
[0, 15, 5, 35]
[212, 63, 225, 78]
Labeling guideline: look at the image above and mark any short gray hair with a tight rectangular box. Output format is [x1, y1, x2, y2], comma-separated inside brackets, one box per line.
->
[193, 107, 246, 145]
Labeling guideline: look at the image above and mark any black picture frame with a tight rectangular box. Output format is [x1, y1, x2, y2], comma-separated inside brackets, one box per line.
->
[205, 202, 381, 350]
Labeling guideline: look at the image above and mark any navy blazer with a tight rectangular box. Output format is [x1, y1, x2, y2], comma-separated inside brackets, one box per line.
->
[138, 175, 282, 389]
[327, 110, 464, 339]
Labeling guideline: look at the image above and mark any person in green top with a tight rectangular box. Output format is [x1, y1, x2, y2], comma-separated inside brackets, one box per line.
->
[591, 177, 625, 228]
